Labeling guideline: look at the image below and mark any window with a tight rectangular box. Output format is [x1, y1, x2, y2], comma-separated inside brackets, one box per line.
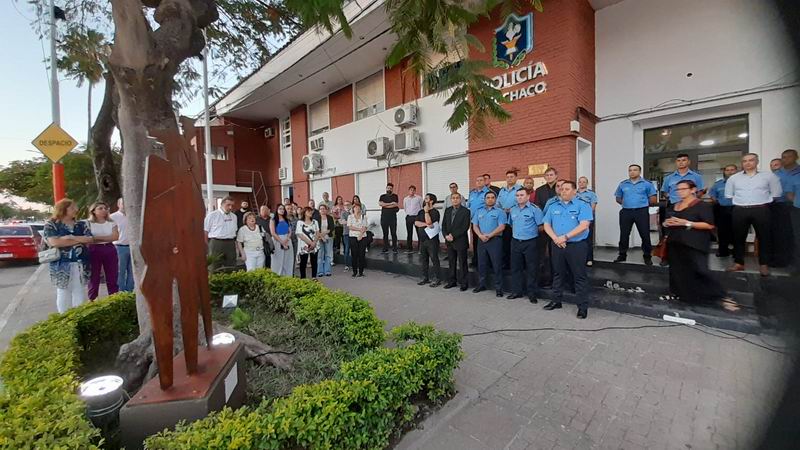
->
[355, 71, 385, 120]
[308, 99, 329, 136]
[210, 146, 228, 161]
[423, 60, 463, 96]
[281, 117, 291, 149]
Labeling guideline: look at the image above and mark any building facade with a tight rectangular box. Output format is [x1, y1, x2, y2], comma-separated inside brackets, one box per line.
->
[197, 0, 799, 247]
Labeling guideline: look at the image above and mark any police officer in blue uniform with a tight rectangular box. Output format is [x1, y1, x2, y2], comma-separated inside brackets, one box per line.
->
[471, 191, 507, 297]
[659, 153, 705, 265]
[614, 164, 658, 265]
[468, 175, 490, 267]
[709, 164, 738, 257]
[577, 176, 598, 265]
[498, 168, 523, 270]
[542, 181, 594, 319]
[507, 188, 544, 303]
[770, 149, 799, 267]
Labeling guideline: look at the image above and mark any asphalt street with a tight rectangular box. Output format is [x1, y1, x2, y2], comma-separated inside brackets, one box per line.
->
[0, 261, 55, 352]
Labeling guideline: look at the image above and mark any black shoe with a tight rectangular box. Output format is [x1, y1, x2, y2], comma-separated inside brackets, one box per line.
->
[351, 272, 357, 278]
[643, 255, 653, 266]
[381, 248, 389, 254]
[417, 279, 430, 286]
[496, 291, 504, 297]
[357, 272, 364, 277]
[460, 285, 469, 291]
[443, 282, 457, 289]
[543, 301, 562, 310]
[392, 248, 398, 254]
[473, 286, 486, 293]
[528, 297, 539, 304]
[613, 255, 626, 263]
[507, 294, 523, 300]
[430, 281, 441, 288]
[577, 308, 588, 319]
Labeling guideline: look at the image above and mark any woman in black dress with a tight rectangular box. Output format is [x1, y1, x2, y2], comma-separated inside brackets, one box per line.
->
[662, 180, 737, 310]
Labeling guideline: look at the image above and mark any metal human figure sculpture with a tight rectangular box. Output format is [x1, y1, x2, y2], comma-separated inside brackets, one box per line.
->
[139, 125, 213, 390]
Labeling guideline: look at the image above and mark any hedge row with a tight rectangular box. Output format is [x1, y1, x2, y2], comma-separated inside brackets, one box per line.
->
[210, 269, 386, 352]
[145, 323, 463, 449]
[0, 292, 137, 449]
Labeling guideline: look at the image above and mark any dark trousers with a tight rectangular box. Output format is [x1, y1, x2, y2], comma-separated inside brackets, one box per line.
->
[619, 207, 652, 256]
[88, 243, 119, 300]
[447, 242, 469, 288]
[551, 240, 590, 309]
[298, 252, 318, 278]
[209, 238, 236, 271]
[769, 202, 794, 267]
[381, 215, 398, 250]
[511, 237, 539, 298]
[333, 225, 344, 254]
[502, 226, 512, 269]
[263, 246, 272, 269]
[349, 236, 367, 274]
[478, 236, 503, 292]
[732, 205, 771, 265]
[792, 207, 800, 269]
[667, 241, 726, 303]
[420, 239, 441, 281]
[713, 205, 734, 256]
[471, 228, 480, 266]
[587, 222, 595, 262]
[536, 234, 553, 287]
[405, 216, 417, 250]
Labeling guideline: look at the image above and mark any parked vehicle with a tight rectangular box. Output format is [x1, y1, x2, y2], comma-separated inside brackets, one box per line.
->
[0, 225, 43, 262]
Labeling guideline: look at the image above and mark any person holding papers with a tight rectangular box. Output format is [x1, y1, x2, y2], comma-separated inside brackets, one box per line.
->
[415, 193, 442, 287]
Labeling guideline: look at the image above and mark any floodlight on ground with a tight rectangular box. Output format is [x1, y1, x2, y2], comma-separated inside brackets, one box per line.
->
[79, 375, 126, 430]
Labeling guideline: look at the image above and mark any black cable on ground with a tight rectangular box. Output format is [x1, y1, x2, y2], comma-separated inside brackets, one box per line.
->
[246, 349, 297, 361]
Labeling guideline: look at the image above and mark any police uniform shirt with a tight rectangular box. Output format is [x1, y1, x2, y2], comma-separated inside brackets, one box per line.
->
[468, 186, 489, 217]
[497, 184, 522, 210]
[577, 189, 598, 207]
[472, 205, 507, 235]
[543, 199, 593, 242]
[661, 169, 704, 204]
[791, 175, 800, 209]
[509, 202, 544, 240]
[775, 167, 800, 202]
[543, 196, 560, 214]
[534, 183, 558, 210]
[724, 171, 782, 206]
[709, 178, 733, 207]
[615, 179, 657, 209]
[204, 208, 238, 239]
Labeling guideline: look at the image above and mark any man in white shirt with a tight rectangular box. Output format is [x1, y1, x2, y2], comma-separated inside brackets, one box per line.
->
[204, 196, 238, 271]
[110, 198, 134, 292]
[724, 153, 782, 276]
[403, 185, 423, 253]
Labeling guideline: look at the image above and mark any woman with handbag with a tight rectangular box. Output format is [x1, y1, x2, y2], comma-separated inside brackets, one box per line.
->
[661, 180, 737, 310]
[296, 207, 320, 279]
[237, 212, 266, 271]
[43, 198, 93, 313]
[87, 202, 120, 300]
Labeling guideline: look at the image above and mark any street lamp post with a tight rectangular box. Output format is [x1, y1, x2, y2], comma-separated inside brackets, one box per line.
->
[202, 31, 214, 212]
[49, 0, 65, 203]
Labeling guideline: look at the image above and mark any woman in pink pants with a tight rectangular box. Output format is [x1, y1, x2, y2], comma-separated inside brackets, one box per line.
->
[87, 202, 120, 300]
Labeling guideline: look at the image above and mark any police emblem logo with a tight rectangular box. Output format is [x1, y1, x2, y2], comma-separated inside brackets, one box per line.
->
[493, 13, 534, 69]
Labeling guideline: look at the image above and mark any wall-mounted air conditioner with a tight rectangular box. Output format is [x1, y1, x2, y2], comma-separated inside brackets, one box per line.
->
[278, 167, 288, 180]
[394, 130, 421, 153]
[309, 136, 324, 152]
[264, 127, 275, 138]
[302, 154, 324, 174]
[366, 137, 390, 159]
[394, 104, 418, 127]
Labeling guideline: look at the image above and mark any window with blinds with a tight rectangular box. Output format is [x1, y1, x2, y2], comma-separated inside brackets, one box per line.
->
[308, 99, 329, 136]
[355, 71, 385, 120]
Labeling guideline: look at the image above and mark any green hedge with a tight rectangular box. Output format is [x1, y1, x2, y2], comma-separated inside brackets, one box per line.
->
[145, 322, 463, 449]
[0, 292, 137, 449]
[210, 269, 385, 352]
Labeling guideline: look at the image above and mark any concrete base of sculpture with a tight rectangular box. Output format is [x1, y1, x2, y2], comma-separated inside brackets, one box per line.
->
[120, 342, 246, 449]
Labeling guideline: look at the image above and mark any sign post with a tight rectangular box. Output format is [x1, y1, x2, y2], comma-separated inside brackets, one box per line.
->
[31, 123, 78, 202]
[48, 0, 64, 203]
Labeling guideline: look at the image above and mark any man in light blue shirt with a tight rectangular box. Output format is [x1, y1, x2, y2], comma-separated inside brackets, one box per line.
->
[787, 165, 800, 273]
[542, 181, 593, 319]
[709, 164, 738, 257]
[577, 176, 598, 265]
[507, 189, 544, 303]
[468, 175, 490, 267]
[497, 168, 522, 271]
[769, 149, 799, 267]
[661, 153, 706, 204]
[614, 164, 658, 265]
[471, 191, 507, 297]
[543, 180, 565, 214]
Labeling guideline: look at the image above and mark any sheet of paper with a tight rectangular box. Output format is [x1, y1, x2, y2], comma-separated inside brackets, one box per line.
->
[424, 222, 441, 239]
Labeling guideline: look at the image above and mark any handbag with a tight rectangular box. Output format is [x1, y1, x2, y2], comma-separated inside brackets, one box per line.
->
[652, 236, 668, 261]
[38, 247, 60, 264]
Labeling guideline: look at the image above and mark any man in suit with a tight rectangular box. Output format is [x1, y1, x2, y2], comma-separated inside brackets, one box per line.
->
[442, 192, 471, 291]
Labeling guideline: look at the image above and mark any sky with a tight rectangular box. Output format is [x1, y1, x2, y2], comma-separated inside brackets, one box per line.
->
[0, 2, 209, 167]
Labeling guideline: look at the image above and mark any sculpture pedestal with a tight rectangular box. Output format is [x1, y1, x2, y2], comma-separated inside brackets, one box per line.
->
[120, 342, 246, 449]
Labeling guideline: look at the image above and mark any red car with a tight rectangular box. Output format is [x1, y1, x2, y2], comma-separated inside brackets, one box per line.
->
[0, 225, 43, 262]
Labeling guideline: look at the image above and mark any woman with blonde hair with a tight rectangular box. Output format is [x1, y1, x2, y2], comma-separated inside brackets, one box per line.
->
[87, 201, 120, 299]
[43, 198, 93, 313]
[236, 211, 266, 271]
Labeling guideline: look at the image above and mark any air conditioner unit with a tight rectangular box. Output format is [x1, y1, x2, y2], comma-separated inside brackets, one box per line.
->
[302, 154, 324, 174]
[264, 127, 275, 138]
[309, 136, 324, 152]
[394, 129, 421, 153]
[393, 104, 418, 127]
[278, 167, 288, 180]
[366, 137, 390, 159]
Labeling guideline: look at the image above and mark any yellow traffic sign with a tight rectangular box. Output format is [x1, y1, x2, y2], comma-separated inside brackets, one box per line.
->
[31, 123, 78, 163]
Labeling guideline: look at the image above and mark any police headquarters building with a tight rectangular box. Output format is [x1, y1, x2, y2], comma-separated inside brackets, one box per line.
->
[197, 0, 799, 249]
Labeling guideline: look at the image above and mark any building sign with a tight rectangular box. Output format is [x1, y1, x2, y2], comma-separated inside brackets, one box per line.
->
[491, 61, 548, 102]
[493, 13, 534, 69]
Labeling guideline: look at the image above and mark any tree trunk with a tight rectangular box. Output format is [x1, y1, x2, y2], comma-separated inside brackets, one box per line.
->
[90, 73, 123, 206]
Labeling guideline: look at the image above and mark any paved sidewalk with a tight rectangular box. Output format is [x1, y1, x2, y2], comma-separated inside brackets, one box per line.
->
[321, 271, 794, 450]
